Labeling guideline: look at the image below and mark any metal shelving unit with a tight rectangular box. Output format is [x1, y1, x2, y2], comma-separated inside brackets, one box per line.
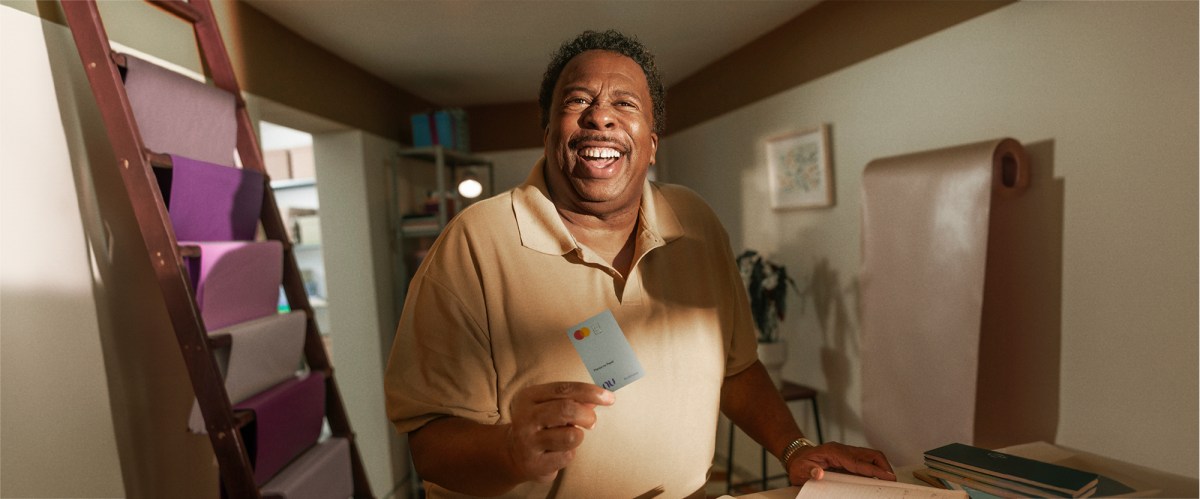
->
[387, 145, 494, 315]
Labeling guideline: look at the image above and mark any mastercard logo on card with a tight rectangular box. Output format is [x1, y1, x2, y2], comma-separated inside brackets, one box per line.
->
[573, 327, 591, 340]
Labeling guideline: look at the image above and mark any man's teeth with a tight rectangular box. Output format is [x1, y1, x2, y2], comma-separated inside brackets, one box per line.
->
[579, 147, 622, 160]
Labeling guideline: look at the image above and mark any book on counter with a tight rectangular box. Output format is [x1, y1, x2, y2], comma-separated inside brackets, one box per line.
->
[793, 471, 967, 499]
[926, 465, 1093, 498]
[924, 443, 1099, 497]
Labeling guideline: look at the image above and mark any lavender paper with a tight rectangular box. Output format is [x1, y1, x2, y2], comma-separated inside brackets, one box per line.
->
[181, 241, 282, 330]
[122, 54, 237, 166]
[260, 437, 352, 499]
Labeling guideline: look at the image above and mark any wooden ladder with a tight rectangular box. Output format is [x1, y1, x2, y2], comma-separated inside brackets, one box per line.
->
[59, 1, 373, 497]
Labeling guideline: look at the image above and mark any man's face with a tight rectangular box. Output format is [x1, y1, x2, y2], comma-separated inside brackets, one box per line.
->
[544, 50, 658, 214]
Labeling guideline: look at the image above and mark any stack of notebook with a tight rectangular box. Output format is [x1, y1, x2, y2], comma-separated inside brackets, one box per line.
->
[922, 443, 1136, 498]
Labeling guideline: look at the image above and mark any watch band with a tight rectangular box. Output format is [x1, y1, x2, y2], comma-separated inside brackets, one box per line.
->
[780, 436, 818, 468]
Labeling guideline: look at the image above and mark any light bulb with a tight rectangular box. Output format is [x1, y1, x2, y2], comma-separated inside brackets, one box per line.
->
[457, 178, 483, 199]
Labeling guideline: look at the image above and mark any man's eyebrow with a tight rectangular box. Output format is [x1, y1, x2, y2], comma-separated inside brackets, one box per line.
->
[559, 85, 643, 101]
[560, 85, 596, 95]
[611, 89, 643, 101]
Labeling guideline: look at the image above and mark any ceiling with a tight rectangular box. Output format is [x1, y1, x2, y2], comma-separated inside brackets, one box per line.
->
[244, 0, 820, 107]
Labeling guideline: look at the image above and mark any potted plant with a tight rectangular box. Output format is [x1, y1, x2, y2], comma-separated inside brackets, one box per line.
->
[737, 249, 800, 387]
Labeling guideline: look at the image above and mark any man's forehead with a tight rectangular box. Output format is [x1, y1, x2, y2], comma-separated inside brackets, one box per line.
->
[557, 50, 649, 94]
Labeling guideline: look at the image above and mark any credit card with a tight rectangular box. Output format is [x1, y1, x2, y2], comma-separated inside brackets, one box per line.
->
[567, 309, 645, 391]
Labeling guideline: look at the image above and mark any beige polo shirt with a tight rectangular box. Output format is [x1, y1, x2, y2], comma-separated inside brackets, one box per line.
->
[385, 159, 758, 498]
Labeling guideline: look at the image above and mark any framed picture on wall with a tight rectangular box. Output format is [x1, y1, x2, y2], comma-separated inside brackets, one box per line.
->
[765, 124, 833, 209]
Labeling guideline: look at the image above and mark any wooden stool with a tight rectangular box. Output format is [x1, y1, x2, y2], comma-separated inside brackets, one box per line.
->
[726, 380, 824, 494]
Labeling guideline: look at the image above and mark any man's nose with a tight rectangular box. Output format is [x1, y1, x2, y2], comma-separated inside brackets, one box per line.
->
[580, 102, 616, 130]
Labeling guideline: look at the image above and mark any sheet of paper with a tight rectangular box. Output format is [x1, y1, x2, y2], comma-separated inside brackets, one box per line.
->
[795, 472, 967, 499]
[567, 309, 644, 391]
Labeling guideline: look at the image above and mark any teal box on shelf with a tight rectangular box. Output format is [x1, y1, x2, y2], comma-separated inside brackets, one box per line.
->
[410, 108, 470, 152]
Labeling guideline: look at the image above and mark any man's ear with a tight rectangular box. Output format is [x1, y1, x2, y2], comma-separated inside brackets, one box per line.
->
[649, 132, 659, 165]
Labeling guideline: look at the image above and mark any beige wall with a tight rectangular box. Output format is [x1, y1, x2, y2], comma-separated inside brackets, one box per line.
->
[313, 130, 405, 496]
[664, 0, 1197, 478]
[0, 7, 127, 497]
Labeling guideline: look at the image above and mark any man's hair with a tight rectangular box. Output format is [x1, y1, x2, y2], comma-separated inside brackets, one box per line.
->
[538, 30, 666, 134]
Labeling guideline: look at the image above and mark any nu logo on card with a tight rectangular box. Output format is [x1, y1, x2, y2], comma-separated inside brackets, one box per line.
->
[566, 309, 645, 391]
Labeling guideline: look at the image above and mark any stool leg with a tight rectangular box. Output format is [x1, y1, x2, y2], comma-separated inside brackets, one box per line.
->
[726, 421, 734, 495]
[760, 446, 768, 491]
[811, 397, 824, 444]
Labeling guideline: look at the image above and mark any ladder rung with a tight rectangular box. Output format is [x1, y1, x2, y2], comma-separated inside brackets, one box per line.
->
[232, 409, 255, 429]
[148, 0, 202, 23]
[207, 333, 231, 349]
[145, 149, 173, 169]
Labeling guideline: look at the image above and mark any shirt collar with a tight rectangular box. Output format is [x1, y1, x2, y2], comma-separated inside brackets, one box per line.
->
[512, 157, 683, 256]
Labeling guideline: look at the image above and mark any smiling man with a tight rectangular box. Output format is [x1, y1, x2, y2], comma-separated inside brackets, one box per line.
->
[385, 30, 893, 498]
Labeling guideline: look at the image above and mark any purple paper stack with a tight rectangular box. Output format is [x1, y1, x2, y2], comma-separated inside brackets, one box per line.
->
[123, 53, 350, 489]
[235, 372, 326, 485]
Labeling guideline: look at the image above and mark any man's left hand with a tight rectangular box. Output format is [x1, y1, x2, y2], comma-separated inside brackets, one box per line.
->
[785, 441, 896, 486]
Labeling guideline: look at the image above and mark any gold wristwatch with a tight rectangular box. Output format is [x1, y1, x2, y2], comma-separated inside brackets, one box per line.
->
[780, 437, 818, 468]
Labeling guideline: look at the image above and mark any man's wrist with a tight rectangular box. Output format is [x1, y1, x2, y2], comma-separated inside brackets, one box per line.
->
[780, 436, 818, 468]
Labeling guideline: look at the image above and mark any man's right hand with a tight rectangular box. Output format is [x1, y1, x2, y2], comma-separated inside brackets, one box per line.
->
[505, 382, 615, 483]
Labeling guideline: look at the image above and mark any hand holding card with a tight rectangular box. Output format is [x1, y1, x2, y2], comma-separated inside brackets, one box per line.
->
[506, 382, 614, 483]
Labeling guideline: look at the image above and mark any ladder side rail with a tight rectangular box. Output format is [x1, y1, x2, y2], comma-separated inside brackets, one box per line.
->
[180, 1, 375, 496]
[59, 2, 260, 497]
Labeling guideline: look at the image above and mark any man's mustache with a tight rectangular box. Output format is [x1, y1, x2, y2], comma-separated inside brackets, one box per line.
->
[568, 133, 630, 152]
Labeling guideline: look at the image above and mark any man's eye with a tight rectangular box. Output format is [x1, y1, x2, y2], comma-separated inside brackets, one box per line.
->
[566, 98, 589, 105]
[615, 101, 635, 108]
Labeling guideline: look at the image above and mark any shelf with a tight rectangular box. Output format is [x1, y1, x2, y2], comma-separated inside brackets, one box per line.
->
[397, 146, 491, 167]
[400, 226, 441, 238]
[270, 177, 316, 190]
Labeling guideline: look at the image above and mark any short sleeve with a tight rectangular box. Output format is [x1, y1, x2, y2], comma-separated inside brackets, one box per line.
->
[718, 222, 760, 377]
[384, 269, 499, 434]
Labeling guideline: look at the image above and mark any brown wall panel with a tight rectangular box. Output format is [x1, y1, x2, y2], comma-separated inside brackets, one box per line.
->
[221, 1, 432, 142]
[665, 0, 1013, 134]
[470, 0, 1011, 150]
[465, 101, 545, 152]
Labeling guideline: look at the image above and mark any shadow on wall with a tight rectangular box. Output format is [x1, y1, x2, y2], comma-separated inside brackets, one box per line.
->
[808, 259, 865, 443]
[42, 7, 220, 498]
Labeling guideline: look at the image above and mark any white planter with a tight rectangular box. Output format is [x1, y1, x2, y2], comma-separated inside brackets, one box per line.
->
[757, 340, 787, 388]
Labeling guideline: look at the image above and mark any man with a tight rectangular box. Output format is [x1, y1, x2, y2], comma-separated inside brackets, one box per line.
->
[385, 30, 894, 498]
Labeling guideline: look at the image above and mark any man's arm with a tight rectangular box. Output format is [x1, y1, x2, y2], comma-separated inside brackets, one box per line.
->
[409, 417, 525, 496]
[720, 361, 806, 461]
[720, 361, 895, 485]
[408, 382, 614, 496]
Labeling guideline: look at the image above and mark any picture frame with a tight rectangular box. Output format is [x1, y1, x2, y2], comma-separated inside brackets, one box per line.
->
[765, 124, 833, 209]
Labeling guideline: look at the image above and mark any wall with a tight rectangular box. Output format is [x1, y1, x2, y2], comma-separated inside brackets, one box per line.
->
[479, 147, 545, 194]
[0, 7, 126, 497]
[663, 0, 1197, 478]
[314, 130, 405, 496]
